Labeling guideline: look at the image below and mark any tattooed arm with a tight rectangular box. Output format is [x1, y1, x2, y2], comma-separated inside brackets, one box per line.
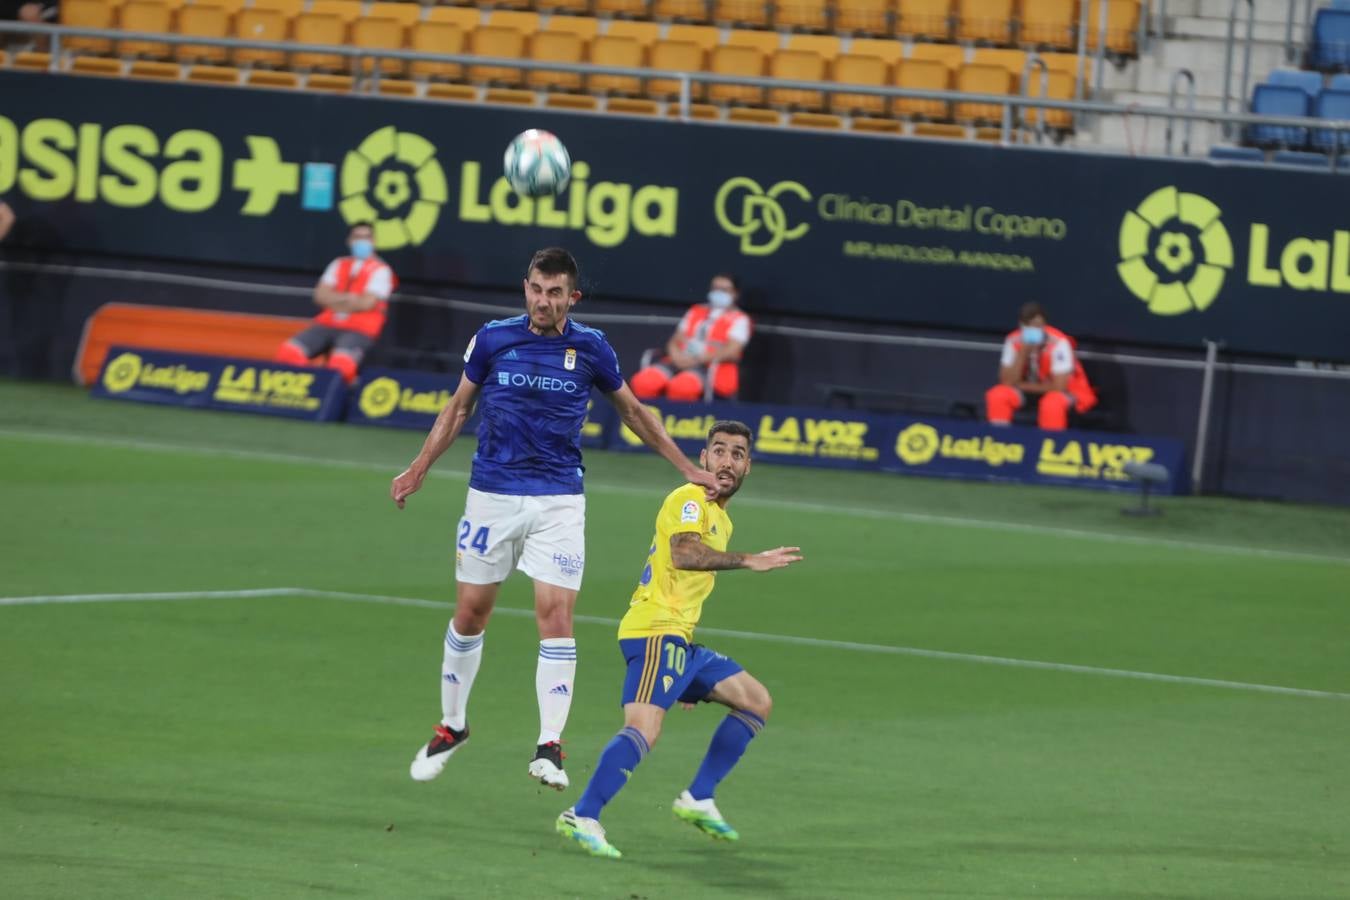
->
[669, 533, 802, 573]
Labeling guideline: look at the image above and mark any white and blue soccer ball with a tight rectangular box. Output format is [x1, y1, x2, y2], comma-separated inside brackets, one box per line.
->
[503, 129, 571, 198]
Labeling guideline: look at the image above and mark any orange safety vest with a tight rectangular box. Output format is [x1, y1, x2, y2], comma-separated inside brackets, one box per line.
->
[1005, 325, 1097, 412]
[315, 257, 396, 338]
[676, 304, 751, 359]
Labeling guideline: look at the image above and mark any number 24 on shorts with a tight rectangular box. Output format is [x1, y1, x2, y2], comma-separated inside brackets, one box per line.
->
[458, 520, 490, 554]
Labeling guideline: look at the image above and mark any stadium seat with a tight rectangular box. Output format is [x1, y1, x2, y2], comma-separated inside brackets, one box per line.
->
[852, 116, 902, 133]
[775, 0, 829, 32]
[1084, 0, 1138, 56]
[290, 13, 347, 73]
[909, 42, 964, 72]
[545, 15, 600, 41]
[653, 0, 711, 21]
[588, 34, 644, 95]
[1041, 51, 1090, 82]
[409, 21, 466, 81]
[1247, 84, 1310, 147]
[527, 30, 585, 91]
[175, 4, 229, 65]
[545, 92, 599, 110]
[248, 69, 301, 88]
[1207, 145, 1265, 164]
[1330, 73, 1350, 91]
[786, 34, 841, 60]
[129, 59, 180, 79]
[789, 111, 844, 128]
[668, 102, 721, 119]
[1272, 149, 1333, 169]
[468, 26, 526, 85]
[1019, 0, 1074, 49]
[251, 0, 303, 17]
[954, 62, 1011, 122]
[1313, 89, 1350, 151]
[1267, 68, 1324, 99]
[727, 106, 780, 124]
[71, 55, 124, 76]
[974, 125, 1017, 141]
[308, 72, 355, 92]
[849, 37, 903, 66]
[714, 0, 770, 28]
[60, 0, 117, 56]
[538, 0, 592, 15]
[605, 20, 660, 48]
[232, 8, 287, 69]
[1023, 67, 1073, 129]
[12, 51, 53, 70]
[897, 0, 952, 41]
[666, 24, 720, 52]
[708, 43, 765, 105]
[894, 57, 949, 119]
[829, 53, 889, 117]
[352, 17, 406, 77]
[1311, 10, 1350, 70]
[308, 0, 361, 25]
[484, 10, 540, 33]
[186, 63, 241, 83]
[426, 6, 482, 31]
[608, 97, 661, 115]
[971, 47, 1026, 78]
[368, 2, 422, 29]
[956, 0, 1013, 45]
[647, 39, 706, 101]
[377, 78, 419, 96]
[426, 82, 477, 101]
[484, 87, 536, 105]
[768, 48, 827, 110]
[594, 0, 650, 17]
[117, 0, 173, 59]
[913, 122, 967, 139]
[726, 28, 781, 55]
[835, 0, 892, 37]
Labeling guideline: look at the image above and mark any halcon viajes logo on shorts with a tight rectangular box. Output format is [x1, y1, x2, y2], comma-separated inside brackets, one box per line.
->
[713, 177, 812, 256]
[1117, 187, 1234, 315]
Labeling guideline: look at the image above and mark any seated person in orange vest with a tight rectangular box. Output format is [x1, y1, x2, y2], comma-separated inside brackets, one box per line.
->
[275, 222, 396, 384]
[631, 274, 752, 403]
[985, 302, 1097, 431]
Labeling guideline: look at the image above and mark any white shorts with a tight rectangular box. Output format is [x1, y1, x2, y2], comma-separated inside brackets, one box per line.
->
[455, 488, 586, 590]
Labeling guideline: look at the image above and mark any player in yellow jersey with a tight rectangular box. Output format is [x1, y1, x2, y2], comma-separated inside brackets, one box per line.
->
[556, 420, 802, 859]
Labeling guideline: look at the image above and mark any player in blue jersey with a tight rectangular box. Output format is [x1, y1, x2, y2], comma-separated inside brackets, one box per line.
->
[391, 247, 718, 791]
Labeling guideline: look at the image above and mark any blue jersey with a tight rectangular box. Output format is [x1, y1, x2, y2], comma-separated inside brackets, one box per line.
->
[463, 315, 624, 496]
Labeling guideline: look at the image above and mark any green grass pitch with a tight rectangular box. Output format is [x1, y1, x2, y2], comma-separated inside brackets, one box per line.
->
[1, 380, 1348, 899]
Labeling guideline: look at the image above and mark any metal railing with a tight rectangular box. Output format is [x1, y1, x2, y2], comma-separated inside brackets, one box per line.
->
[1165, 68, 1196, 156]
[1286, 0, 1320, 63]
[1221, 0, 1256, 139]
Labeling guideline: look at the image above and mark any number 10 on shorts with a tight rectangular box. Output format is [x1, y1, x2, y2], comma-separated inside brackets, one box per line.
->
[458, 520, 490, 554]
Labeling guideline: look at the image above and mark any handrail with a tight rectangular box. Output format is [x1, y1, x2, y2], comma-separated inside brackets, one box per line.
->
[1221, 0, 1255, 139]
[1020, 54, 1051, 142]
[1286, 0, 1319, 63]
[1165, 68, 1196, 156]
[1094, 0, 1108, 96]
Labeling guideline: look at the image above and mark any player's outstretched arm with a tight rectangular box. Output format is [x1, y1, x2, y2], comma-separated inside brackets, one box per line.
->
[606, 384, 719, 498]
[670, 533, 803, 572]
[391, 374, 481, 509]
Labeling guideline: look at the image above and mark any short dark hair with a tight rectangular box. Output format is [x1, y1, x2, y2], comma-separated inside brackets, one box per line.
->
[348, 221, 374, 234]
[527, 247, 579, 288]
[711, 272, 740, 292]
[1018, 302, 1046, 324]
[707, 420, 752, 447]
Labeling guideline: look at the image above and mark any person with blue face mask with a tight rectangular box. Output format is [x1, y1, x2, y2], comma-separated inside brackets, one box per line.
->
[631, 274, 753, 403]
[986, 302, 1097, 431]
[275, 222, 397, 383]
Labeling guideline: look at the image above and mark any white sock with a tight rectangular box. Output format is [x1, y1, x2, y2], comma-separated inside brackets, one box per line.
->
[440, 623, 483, 731]
[536, 638, 577, 745]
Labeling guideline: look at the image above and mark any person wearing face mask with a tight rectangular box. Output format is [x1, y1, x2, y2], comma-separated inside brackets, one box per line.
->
[985, 302, 1096, 431]
[275, 221, 397, 383]
[631, 274, 752, 403]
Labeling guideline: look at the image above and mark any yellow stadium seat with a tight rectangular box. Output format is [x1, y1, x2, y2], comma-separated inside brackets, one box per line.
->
[725, 28, 780, 55]
[785, 34, 840, 59]
[13, 52, 53, 69]
[835, 0, 891, 37]
[308, 72, 354, 91]
[198, 0, 244, 14]
[248, 69, 301, 88]
[537, 0, 591, 14]
[427, 82, 477, 101]
[849, 36, 902, 66]
[971, 47, 1026, 77]
[974, 125, 1016, 141]
[61, 0, 117, 55]
[118, 0, 173, 59]
[251, 0, 303, 16]
[829, 52, 889, 117]
[589, 34, 643, 95]
[308, 0, 361, 24]
[484, 10, 540, 34]
[468, 25, 526, 85]
[653, 0, 710, 21]
[714, 0, 768, 28]
[72, 55, 124, 76]
[852, 116, 902, 133]
[291, 13, 347, 72]
[352, 17, 406, 76]
[604, 20, 660, 48]
[232, 8, 287, 68]
[484, 87, 536, 105]
[1019, 0, 1074, 49]
[895, 57, 950, 119]
[187, 63, 240, 83]
[1041, 51, 1090, 78]
[789, 111, 844, 129]
[647, 39, 706, 100]
[527, 30, 584, 91]
[377, 78, 419, 95]
[594, 0, 649, 17]
[896, 0, 951, 41]
[727, 106, 779, 124]
[668, 103, 721, 119]
[707, 43, 764, 105]
[768, 48, 826, 110]
[909, 41, 963, 72]
[913, 121, 967, 138]
[954, 62, 1011, 122]
[369, 2, 422, 29]
[545, 93, 600, 110]
[129, 59, 180, 78]
[409, 21, 465, 81]
[608, 97, 661, 115]
[427, 6, 482, 31]
[175, 4, 229, 64]
[1086, 0, 1140, 55]
[545, 14, 600, 41]
[956, 0, 1012, 44]
[775, 0, 828, 32]
[1022, 67, 1073, 128]
[666, 24, 719, 51]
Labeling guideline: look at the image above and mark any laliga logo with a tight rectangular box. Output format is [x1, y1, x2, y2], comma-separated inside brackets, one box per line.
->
[714, 177, 811, 256]
[102, 352, 143, 394]
[895, 423, 940, 466]
[340, 126, 448, 250]
[1117, 186, 1234, 315]
[359, 376, 401, 419]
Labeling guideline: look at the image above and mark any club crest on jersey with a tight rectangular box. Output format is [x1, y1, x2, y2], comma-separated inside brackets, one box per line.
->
[681, 500, 701, 523]
[662, 675, 674, 692]
[564, 348, 577, 371]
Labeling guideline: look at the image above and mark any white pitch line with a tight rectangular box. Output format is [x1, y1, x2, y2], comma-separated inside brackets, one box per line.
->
[3, 587, 1347, 702]
[3, 426, 1348, 567]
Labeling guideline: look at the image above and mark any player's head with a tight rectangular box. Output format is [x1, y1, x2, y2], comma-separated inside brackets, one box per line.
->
[708, 273, 739, 310]
[348, 222, 374, 260]
[701, 420, 753, 500]
[1018, 302, 1047, 328]
[524, 247, 582, 335]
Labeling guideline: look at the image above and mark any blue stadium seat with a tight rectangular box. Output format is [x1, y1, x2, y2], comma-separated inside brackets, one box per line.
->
[1310, 9, 1350, 70]
[1267, 68, 1324, 98]
[1331, 73, 1350, 90]
[1272, 150, 1335, 169]
[1334, 0, 1350, 10]
[1313, 88, 1350, 150]
[1247, 84, 1311, 147]
[1208, 145, 1265, 164]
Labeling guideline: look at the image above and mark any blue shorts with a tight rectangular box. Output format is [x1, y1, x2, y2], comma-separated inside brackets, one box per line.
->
[619, 636, 743, 709]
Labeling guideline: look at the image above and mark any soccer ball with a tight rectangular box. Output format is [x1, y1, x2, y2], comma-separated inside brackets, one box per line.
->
[503, 129, 571, 197]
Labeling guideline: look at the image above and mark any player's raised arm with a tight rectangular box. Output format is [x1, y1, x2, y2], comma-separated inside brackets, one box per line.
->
[391, 373, 481, 508]
[669, 533, 802, 571]
[606, 383, 719, 497]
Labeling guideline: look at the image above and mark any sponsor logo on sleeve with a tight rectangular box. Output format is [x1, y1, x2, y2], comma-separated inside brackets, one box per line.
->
[680, 500, 701, 523]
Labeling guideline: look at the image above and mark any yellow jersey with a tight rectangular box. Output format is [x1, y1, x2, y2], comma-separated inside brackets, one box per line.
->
[618, 483, 734, 643]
